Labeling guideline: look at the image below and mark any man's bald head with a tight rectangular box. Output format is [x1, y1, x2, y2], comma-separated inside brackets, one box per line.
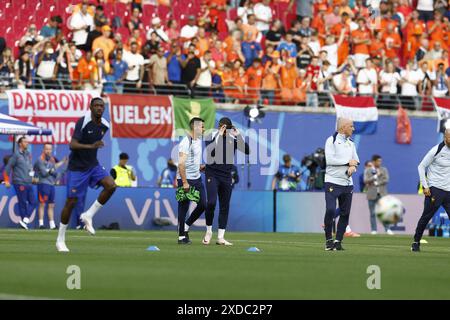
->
[337, 118, 355, 137]
[445, 128, 450, 146]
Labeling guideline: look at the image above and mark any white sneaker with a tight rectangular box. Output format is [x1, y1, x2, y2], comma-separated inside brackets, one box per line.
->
[18, 220, 29, 230]
[56, 242, 70, 252]
[216, 238, 233, 246]
[386, 229, 395, 235]
[80, 213, 95, 235]
[371, 231, 377, 235]
[202, 231, 212, 245]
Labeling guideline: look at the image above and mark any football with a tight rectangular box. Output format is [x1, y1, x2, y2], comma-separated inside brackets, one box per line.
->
[375, 195, 405, 224]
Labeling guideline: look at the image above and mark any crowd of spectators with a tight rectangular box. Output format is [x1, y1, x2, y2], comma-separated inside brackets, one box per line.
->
[1, 0, 450, 109]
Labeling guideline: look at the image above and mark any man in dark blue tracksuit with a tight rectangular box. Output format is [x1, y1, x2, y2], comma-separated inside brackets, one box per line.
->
[323, 118, 359, 251]
[203, 117, 250, 245]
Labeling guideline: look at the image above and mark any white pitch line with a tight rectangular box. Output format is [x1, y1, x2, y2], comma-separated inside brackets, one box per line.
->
[0, 293, 60, 300]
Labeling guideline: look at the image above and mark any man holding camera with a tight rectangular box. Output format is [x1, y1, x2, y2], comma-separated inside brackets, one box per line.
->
[323, 118, 359, 251]
[272, 154, 301, 191]
[203, 117, 250, 245]
[364, 154, 392, 235]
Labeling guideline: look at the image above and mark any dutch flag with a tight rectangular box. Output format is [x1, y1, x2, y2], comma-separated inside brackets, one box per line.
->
[332, 95, 378, 135]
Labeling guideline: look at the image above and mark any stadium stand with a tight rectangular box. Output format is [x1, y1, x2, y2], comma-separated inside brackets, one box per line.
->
[0, 0, 450, 111]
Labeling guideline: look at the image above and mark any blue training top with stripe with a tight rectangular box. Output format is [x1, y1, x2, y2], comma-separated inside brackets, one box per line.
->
[68, 113, 109, 172]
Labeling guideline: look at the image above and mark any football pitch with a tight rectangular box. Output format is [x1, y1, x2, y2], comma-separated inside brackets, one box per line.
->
[1, 229, 450, 300]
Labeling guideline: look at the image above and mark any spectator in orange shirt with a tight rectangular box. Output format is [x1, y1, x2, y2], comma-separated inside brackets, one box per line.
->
[331, 12, 351, 67]
[280, 57, 299, 104]
[246, 58, 264, 103]
[223, 30, 243, 59]
[403, 10, 424, 38]
[352, 17, 371, 69]
[92, 25, 115, 73]
[223, 60, 247, 103]
[75, 51, 98, 90]
[196, 27, 210, 57]
[382, 23, 402, 60]
[221, 62, 235, 102]
[262, 52, 281, 105]
[428, 10, 448, 50]
[370, 31, 385, 61]
[234, 60, 248, 103]
[242, 14, 261, 43]
[311, 4, 327, 44]
[404, 26, 425, 62]
[378, 10, 399, 32]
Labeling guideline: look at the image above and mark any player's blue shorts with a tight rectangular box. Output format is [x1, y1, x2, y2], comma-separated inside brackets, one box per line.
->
[38, 184, 55, 204]
[67, 165, 108, 200]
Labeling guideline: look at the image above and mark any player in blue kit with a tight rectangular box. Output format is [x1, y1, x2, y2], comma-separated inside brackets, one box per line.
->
[56, 97, 117, 252]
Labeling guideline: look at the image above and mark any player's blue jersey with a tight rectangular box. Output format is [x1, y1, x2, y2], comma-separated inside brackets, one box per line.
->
[68, 113, 109, 172]
[275, 165, 300, 191]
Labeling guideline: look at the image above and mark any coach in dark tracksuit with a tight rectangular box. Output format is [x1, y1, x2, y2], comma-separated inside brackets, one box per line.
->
[323, 118, 359, 251]
[4, 136, 37, 230]
[412, 129, 450, 252]
[203, 117, 250, 246]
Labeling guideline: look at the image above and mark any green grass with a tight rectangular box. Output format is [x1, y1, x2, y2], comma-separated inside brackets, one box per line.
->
[0, 229, 450, 300]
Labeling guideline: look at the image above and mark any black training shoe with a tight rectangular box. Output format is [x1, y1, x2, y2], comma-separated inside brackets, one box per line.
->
[411, 242, 420, 252]
[325, 240, 334, 251]
[333, 241, 344, 251]
[39, 225, 46, 230]
[178, 237, 192, 245]
[184, 231, 190, 241]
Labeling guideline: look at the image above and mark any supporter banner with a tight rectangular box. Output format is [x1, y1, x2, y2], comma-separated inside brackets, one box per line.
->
[432, 97, 450, 132]
[173, 97, 216, 135]
[108, 94, 173, 139]
[6, 89, 100, 144]
[332, 95, 378, 134]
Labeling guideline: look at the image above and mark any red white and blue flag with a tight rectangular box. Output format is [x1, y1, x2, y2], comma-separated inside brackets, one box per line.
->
[332, 95, 378, 135]
[432, 97, 450, 132]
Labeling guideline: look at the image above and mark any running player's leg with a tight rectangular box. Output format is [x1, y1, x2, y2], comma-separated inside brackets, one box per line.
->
[80, 166, 116, 234]
[56, 170, 88, 252]
[217, 176, 233, 244]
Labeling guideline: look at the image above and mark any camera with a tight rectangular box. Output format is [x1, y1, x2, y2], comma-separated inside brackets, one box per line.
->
[301, 148, 326, 190]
